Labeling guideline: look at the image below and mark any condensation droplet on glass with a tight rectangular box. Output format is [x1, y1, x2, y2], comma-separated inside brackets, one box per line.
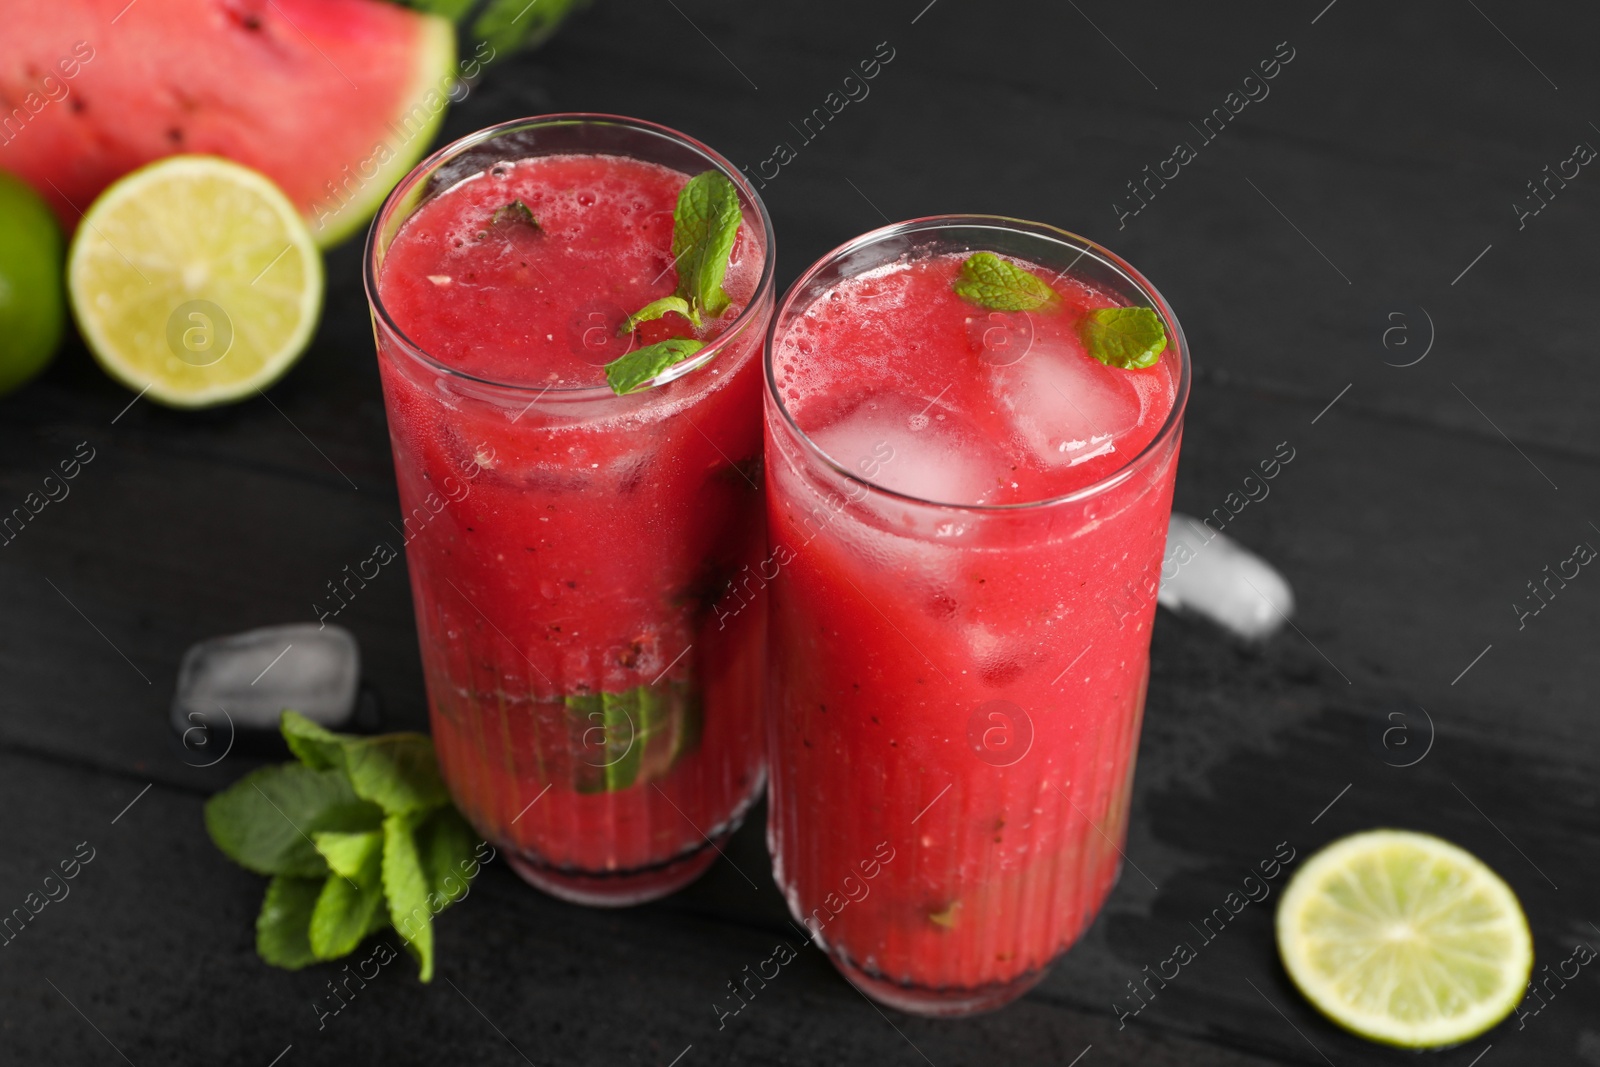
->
[490, 162, 512, 179]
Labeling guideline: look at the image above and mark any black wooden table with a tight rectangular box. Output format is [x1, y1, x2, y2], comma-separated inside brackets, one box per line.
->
[4, 2, 1597, 1063]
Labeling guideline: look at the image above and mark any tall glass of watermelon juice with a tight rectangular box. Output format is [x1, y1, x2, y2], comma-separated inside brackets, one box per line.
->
[365, 116, 775, 906]
[764, 217, 1188, 1012]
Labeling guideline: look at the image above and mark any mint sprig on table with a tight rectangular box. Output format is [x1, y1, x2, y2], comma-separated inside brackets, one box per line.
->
[604, 170, 742, 395]
[204, 711, 482, 981]
[952, 252, 1167, 369]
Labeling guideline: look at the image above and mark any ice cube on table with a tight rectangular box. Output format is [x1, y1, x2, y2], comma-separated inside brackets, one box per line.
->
[808, 393, 1010, 506]
[995, 342, 1142, 469]
[1158, 514, 1295, 640]
[171, 624, 361, 753]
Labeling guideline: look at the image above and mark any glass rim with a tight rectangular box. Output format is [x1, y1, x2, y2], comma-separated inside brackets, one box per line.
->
[363, 112, 778, 400]
[763, 214, 1192, 514]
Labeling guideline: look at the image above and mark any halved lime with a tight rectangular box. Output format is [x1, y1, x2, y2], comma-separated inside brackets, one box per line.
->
[0, 171, 65, 395]
[1277, 829, 1533, 1048]
[67, 156, 323, 408]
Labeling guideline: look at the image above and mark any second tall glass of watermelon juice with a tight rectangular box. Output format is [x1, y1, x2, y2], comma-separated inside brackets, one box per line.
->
[365, 116, 775, 906]
[764, 217, 1189, 1013]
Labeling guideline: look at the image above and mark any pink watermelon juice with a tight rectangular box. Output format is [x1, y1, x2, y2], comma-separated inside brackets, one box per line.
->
[763, 218, 1188, 1013]
[367, 116, 774, 905]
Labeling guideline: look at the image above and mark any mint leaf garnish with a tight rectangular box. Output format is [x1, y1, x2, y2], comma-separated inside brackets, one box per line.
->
[1079, 306, 1167, 369]
[256, 875, 322, 970]
[953, 252, 1057, 312]
[608, 171, 742, 395]
[206, 711, 483, 981]
[620, 295, 693, 335]
[383, 812, 436, 981]
[671, 170, 742, 324]
[564, 682, 702, 793]
[565, 691, 644, 794]
[204, 763, 382, 877]
[604, 337, 705, 395]
[493, 199, 539, 229]
[474, 200, 540, 240]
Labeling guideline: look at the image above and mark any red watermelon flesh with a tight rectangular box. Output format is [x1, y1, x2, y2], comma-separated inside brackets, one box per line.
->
[0, 0, 456, 246]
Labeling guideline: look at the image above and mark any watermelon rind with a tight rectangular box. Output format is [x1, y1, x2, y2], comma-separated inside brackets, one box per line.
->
[308, 14, 457, 248]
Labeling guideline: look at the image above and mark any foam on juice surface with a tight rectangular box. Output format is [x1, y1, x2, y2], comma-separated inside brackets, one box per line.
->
[773, 251, 1177, 506]
[379, 154, 764, 389]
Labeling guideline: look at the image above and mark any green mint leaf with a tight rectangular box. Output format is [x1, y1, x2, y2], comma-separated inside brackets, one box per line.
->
[564, 682, 702, 793]
[342, 735, 452, 816]
[279, 711, 451, 816]
[671, 170, 742, 324]
[492, 199, 539, 230]
[394, 0, 476, 17]
[565, 692, 642, 794]
[382, 813, 436, 982]
[1079, 306, 1167, 369]
[205, 763, 383, 877]
[415, 805, 480, 905]
[953, 252, 1057, 312]
[255, 874, 322, 970]
[472, 0, 586, 56]
[476, 199, 541, 240]
[309, 832, 386, 961]
[620, 295, 692, 336]
[308, 873, 386, 960]
[313, 829, 383, 881]
[281, 710, 345, 771]
[604, 337, 705, 395]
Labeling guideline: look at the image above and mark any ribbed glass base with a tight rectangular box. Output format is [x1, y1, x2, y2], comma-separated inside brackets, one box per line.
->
[504, 835, 723, 907]
[831, 950, 1055, 1016]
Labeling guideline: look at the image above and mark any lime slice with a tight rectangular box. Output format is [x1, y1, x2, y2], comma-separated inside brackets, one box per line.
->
[68, 156, 323, 408]
[1277, 829, 1533, 1048]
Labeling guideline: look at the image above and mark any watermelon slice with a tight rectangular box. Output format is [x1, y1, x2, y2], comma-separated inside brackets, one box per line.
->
[0, 0, 456, 247]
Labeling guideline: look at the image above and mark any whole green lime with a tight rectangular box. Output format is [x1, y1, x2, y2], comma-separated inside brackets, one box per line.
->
[0, 170, 66, 395]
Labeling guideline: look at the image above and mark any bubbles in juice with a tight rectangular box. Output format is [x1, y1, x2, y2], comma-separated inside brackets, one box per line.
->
[773, 251, 1176, 505]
